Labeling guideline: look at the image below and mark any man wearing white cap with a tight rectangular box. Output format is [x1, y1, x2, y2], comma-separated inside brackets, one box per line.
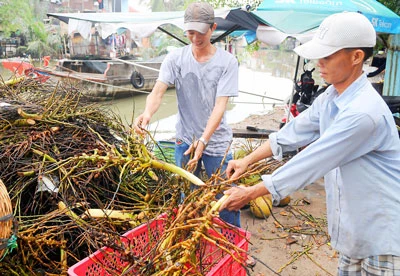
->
[220, 12, 400, 274]
[134, 2, 240, 227]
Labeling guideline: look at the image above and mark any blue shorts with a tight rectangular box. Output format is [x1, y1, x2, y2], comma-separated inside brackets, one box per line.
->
[175, 139, 241, 228]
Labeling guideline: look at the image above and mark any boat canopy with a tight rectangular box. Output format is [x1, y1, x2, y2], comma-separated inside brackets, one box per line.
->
[47, 9, 257, 43]
[47, 8, 313, 46]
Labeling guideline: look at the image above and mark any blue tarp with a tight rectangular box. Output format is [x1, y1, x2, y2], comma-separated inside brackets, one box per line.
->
[253, 0, 400, 34]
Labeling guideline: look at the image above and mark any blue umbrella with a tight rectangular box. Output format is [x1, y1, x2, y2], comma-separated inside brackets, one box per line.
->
[252, 0, 400, 34]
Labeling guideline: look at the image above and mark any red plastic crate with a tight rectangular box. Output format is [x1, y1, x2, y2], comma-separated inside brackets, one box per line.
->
[68, 215, 250, 275]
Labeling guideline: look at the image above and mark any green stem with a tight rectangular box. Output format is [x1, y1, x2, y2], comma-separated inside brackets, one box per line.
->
[31, 148, 57, 163]
[149, 159, 205, 187]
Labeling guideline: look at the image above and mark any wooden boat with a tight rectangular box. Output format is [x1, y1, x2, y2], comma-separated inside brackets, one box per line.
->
[1, 57, 167, 100]
[41, 56, 167, 100]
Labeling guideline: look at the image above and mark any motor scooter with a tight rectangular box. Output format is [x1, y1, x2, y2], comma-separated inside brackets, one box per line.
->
[280, 65, 400, 137]
[280, 66, 328, 128]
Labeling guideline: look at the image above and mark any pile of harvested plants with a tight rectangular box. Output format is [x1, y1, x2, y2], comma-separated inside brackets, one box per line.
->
[0, 77, 285, 275]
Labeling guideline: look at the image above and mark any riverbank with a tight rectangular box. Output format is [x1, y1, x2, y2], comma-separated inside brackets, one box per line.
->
[230, 105, 284, 133]
[242, 179, 337, 276]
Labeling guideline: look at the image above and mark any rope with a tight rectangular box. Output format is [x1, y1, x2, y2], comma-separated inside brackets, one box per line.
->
[0, 213, 12, 222]
[238, 90, 285, 102]
[112, 58, 161, 73]
[46, 71, 177, 98]
[48, 71, 152, 95]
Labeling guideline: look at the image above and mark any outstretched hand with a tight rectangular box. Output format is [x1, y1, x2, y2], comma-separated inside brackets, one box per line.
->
[219, 182, 270, 212]
[219, 186, 250, 211]
[133, 114, 151, 135]
[226, 158, 248, 180]
[185, 141, 205, 171]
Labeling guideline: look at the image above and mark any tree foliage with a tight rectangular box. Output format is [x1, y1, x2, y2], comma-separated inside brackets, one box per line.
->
[378, 0, 399, 15]
[148, 0, 262, 11]
[207, 0, 262, 9]
[0, 0, 47, 41]
[27, 40, 57, 58]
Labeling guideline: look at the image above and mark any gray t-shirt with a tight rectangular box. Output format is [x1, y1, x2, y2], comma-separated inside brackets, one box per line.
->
[158, 45, 238, 156]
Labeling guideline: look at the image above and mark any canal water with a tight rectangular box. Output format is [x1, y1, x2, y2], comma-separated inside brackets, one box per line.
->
[0, 49, 301, 141]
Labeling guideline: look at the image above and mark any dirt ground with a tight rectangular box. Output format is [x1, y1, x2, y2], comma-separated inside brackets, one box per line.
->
[229, 106, 338, 276]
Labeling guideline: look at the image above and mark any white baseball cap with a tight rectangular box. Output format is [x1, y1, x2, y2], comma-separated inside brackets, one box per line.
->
[294, 12, 376, 59]
[184, 2, 214, 34]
